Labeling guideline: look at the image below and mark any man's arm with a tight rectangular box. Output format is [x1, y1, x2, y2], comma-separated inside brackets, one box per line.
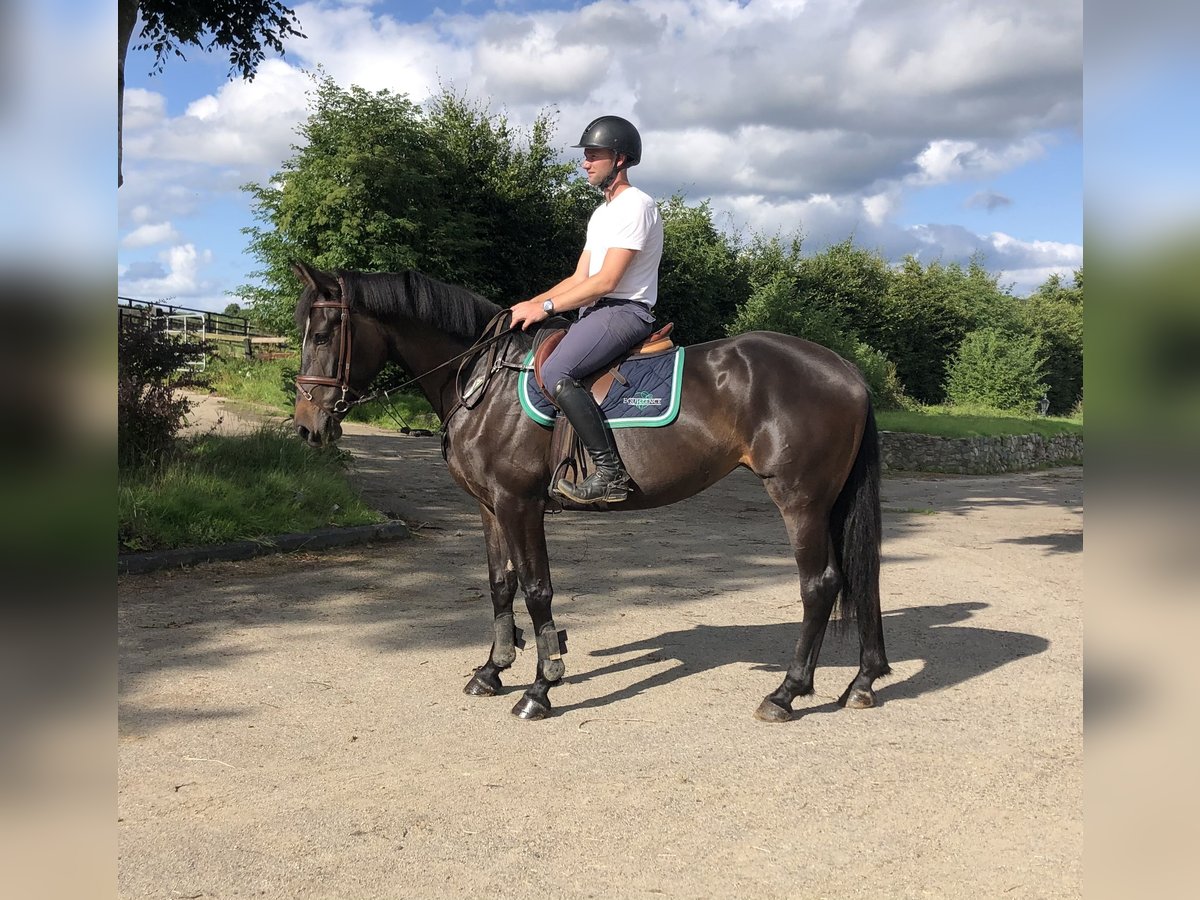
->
[510, 248, 637, 330]
[527, 251, 591, 306]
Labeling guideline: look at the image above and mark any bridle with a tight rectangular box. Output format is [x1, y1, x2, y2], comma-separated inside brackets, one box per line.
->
[295, 274, 522, 422]
[295, 276, 361, 415]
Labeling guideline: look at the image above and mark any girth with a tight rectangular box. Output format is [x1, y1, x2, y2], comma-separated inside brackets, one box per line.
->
[532, 322, 675, 406]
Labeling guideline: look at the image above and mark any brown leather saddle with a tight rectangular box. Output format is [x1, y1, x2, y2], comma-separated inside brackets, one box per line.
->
[531, 322, 675, 407]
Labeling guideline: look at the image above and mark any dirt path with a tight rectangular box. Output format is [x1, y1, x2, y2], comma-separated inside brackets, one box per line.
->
[120, 397, 1082, 898]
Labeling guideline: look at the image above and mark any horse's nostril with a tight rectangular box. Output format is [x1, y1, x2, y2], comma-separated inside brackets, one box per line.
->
[296, 425, 310, 442]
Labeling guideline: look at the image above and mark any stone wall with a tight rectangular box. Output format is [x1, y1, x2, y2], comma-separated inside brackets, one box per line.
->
[879, 431, 1083, 475]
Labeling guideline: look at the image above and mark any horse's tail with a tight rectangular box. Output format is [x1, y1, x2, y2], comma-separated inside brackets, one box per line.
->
[829, 405, 890, 673]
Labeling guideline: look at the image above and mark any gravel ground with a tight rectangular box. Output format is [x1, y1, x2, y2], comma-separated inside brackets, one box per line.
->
[118, 395, 1082, 898]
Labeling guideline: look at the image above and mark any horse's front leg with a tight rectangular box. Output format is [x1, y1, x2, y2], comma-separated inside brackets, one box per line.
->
[495, 495, 563, 721]
[463, 504, 520, 697]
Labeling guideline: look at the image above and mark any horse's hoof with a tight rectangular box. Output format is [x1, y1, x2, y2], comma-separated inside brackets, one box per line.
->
[463, 671, 501, 697]
[839, 687, 876, 709]
[753, 698, 793, 723]
[511, 696, 551, 720]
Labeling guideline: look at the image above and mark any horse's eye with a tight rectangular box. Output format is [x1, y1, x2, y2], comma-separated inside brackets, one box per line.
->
[312, 332, 330, 346]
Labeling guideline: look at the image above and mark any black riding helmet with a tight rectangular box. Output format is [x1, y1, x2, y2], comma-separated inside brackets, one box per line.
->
[573, 116, 642, 191]
[572, 115, 642, 166]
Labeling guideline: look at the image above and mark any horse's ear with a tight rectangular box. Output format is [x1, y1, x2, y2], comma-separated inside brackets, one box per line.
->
[292, 261, 340, 296]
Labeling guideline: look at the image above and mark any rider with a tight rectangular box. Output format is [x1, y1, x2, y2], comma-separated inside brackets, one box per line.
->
[509, 115, 664, 506]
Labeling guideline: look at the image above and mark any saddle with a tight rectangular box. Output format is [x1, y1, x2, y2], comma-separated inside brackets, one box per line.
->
[529, 321, 675, 510]
[531, 322, 675, 406]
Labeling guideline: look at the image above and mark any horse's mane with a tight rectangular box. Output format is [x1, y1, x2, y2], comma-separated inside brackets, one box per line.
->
[296, 268, 505, 341]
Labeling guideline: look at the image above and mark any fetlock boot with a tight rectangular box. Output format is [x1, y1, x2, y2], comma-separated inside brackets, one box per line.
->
[552, 377, 631, 504]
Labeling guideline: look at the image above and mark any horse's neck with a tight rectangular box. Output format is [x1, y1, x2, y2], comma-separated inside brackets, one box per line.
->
[388, 319, 478, 420]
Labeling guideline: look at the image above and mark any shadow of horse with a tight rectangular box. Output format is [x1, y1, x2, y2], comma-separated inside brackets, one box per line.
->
[552, 600, 1048, 717]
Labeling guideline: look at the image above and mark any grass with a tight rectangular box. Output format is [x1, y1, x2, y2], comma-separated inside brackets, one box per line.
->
[877, 403, 1083, 438]
[206, 353, 295, 411]
[119, 425, 385, 553]
[342, 394, 441, 432]
[206, 352, 441, 431]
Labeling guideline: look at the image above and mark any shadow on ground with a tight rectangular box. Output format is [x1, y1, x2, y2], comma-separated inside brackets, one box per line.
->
[120, 433, 1078, 733]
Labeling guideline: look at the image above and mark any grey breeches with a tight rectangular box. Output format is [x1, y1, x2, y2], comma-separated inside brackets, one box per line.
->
[542, 300, 655, 399]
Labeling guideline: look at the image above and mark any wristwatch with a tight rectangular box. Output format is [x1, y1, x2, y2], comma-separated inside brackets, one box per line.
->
[542, 299, 555, 313]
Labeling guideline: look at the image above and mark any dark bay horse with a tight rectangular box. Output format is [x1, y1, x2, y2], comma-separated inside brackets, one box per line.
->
[291, 261, 889, 721]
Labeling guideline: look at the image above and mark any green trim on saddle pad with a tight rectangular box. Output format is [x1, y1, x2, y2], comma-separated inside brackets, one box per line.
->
[518, 347, 686, 428]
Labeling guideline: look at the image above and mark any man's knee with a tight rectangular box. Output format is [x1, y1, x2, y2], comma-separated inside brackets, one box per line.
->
[550, 375, 579, 402]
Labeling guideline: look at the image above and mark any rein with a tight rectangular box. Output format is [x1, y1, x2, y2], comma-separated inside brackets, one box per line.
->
[296, 276, 522, 427]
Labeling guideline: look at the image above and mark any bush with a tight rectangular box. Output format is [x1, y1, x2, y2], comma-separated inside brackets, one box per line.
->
[728, 274, 911, 409]
[847, 342, 913, 411]
[728, 271, 849, 348]
[656, 195, 749, 345]
[118, 318, 211, 469]
[944, 327, 1048, 414]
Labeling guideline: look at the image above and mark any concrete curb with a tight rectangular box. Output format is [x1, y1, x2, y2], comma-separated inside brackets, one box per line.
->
[118, 521, 412, 575]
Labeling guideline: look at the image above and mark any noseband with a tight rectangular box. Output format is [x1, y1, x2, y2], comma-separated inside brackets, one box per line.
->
[295, 279, 361, 416]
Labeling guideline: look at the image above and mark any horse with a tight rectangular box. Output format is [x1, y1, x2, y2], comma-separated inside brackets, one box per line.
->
[291, 261, 890, 722]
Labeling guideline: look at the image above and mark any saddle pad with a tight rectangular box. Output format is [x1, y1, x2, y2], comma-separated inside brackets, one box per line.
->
[518, 347, 686, 428]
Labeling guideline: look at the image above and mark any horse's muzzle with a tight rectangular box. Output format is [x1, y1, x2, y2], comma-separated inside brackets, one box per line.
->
[296, 418, 342, 446]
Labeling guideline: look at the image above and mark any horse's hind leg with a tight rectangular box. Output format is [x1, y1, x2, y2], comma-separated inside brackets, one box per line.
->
[754, 499, 842, 723]
[837, 600, 889, 710]
[464, 505, 520, 697]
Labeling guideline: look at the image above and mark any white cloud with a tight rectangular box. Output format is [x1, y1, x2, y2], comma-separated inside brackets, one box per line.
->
[475, 23, 611, 102]
[988, 232, 1082, 268]
[121, 222, 181, 249]
[117, 244, 214, 301]
[288, 1, 473, 97]
[715, 194, 1081, 295]
[117, 0, 1082, 304]
[862, 190, 899, 227]
[122, 89, 166, 131]
[910, 137, 1048, 186]
[124, 60, 312, 170]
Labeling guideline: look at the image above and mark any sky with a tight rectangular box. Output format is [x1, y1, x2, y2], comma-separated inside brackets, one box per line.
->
[116, 0, 1086, 311]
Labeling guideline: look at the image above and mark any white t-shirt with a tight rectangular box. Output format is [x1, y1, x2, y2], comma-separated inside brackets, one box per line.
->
[583, 186, 663, 309]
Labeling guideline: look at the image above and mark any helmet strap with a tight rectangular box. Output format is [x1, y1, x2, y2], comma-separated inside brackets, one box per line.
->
[599, 153, 628, 197]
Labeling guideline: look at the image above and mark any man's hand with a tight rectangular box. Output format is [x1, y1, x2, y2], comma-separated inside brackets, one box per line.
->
[510, 299, 550, 331]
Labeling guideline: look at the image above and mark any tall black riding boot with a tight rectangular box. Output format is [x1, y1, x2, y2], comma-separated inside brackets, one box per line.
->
[552, 377, 631, 505]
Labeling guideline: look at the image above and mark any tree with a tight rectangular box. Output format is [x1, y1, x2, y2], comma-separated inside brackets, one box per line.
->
[728, 235, 847, 348]
[240, 80, 592, 335]
[944, 327, 1048, 413]
[877, 255, 1022, 405]
[118, 0, 304, 186]
[656, 196, 748, 346]
[794, 239, 893, 348]
[726, 235, 909, 408]
[1021, 268, 1083, 414]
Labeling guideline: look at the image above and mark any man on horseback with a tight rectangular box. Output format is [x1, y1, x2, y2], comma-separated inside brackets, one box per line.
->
[509, 115, 664, 506]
